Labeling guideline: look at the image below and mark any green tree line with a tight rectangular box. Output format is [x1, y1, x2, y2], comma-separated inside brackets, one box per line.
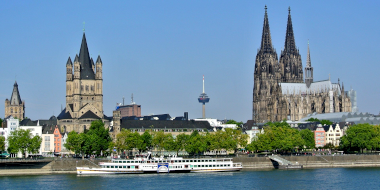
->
[64, 120, 112, 159]
[340, 123, 380, 153]
[112, 128, 249, 157]
[7, 129, 42, 158]
[246, 120, 315, 153]
[64, 120, 249, 158]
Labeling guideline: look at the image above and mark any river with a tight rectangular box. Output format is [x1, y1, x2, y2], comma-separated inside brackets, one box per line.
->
[1, 168, 380, 189]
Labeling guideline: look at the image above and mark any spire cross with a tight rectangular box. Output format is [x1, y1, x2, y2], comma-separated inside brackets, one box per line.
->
[83, 22, 85, 32]
[288, 7, 291, 14]
[265, 5, 267, 13]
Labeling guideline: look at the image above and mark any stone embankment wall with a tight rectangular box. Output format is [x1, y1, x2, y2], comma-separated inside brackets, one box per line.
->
[0, 159, 110, 175]
[1, 155, 380, 175]
[234, 155, 380, 169]
[50, 159, 109, 171]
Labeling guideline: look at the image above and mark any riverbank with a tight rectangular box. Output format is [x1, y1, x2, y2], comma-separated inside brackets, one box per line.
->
[1, 155, 380, 176]
[234, 154, 380, 169]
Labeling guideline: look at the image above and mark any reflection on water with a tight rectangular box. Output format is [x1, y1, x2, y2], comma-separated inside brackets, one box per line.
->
[1, 168, 380, 190]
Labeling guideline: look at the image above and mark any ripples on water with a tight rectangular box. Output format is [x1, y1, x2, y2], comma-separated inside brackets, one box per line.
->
[1, 168, 380, 190]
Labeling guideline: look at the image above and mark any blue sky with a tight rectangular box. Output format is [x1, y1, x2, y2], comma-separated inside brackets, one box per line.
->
[0, 1, 379, 122]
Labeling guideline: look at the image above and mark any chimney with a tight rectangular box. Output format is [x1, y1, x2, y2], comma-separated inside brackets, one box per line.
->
[184, 112, 188, 121]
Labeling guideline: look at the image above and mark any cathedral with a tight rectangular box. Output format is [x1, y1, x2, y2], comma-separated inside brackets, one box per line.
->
[57, 32, 110, 132]
[5, 82, 25, 120]
[252, 7, 351, 123]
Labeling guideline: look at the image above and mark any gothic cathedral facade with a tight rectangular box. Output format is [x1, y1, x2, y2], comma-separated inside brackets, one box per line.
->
[58, 32, 109, 132]
[252, 7, 351, 123]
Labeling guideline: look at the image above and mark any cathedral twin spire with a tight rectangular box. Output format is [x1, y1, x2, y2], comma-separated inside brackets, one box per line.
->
[283, 7, 297, 55]
[260, 5, 275, 54]
[259, 6, 304, 83]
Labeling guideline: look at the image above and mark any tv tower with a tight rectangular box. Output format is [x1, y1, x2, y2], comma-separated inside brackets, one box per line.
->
[198, 75, 210, 118]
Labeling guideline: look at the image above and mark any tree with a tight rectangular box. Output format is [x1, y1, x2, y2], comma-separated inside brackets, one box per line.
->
[172, 133, 189, 156]
[300, 129, 315, 149]
[140, 130, 153, 151]
[65, 131, 86, 159]
[86, 120, 112, 155]
[65, 120, 112, 159]
[28, 136, 42, 154]
[152, 131, 171, 155]
[185, 131, 207, 156]
[340, 123, 378, 153]
[115, 129, 130, 154]
[8, 129, 42, 158]
[246, 120, 304, 153]
[306, 118, 333, 126]
[0, 136, 5, 151]
[208, 130, 225, 156]
[225, 120, 244, 129]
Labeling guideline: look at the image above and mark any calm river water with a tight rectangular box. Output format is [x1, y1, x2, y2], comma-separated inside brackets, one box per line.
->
[1, 168, 380, 189]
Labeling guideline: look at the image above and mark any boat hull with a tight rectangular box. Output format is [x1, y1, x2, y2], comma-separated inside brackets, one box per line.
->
[77, 167, 143, 175]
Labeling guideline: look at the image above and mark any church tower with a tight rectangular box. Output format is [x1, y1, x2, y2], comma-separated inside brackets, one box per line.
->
[58, 32, 107, 133]
[305, 41, 313, 88]
[5, 82, 25, 120]
[279, 7, 303, 83]
[253, 6, 286, 123]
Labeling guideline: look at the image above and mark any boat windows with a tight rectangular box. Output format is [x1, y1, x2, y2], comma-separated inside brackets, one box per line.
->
[217, 165, 219, 167]
[107, 166, 110, 168]
[123, 166, 126, 168]
[119, 161, 122, 163]
[213, 165, 215, 167]
[123, 161, 126, 163]
[127, 161, 130, 163]
[190, 160, 193, 162]
[202, 165, 204, 167]
[175, 160, 178, 163]
[127, 166, 130, 169]
[111, 166, 114, 168]
[119, 166, 122, 168]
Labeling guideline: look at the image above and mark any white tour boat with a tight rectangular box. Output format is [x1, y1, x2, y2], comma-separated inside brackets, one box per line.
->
[77, 152, 243, 175]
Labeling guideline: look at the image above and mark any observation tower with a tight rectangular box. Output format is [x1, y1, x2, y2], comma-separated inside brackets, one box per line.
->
[198, 75, 210, 118]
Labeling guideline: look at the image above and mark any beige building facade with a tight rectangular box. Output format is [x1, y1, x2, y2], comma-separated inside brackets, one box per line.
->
[5, 82, 25, 120]
[58, 32, 109, 133]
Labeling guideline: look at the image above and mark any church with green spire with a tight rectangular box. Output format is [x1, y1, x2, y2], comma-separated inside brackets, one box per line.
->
[58, 32, 109, 132]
